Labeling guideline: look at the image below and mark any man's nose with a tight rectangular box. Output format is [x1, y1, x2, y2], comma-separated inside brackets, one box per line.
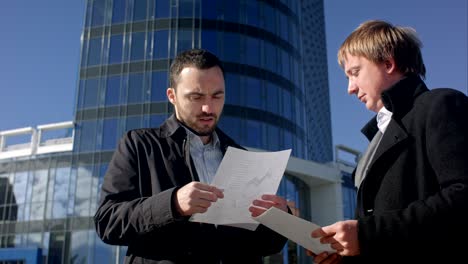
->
[348, 80, 358, 95]
[202, 104, 212, 113]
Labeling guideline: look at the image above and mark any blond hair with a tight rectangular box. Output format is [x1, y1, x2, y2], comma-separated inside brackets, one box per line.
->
[338, 20, 426, 79]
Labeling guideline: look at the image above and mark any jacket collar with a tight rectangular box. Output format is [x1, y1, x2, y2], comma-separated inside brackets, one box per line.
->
[158, 114, 239, 152]
[361, 75, 429, 141]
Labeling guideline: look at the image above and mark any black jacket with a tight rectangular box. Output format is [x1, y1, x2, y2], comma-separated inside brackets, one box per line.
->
[94, 115, 287, 264]
[346, 76, 468, 263]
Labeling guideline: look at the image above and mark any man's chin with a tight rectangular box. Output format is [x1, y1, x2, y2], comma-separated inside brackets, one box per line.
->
[195, 129, 215, 136]
[193, 126, 216, 136]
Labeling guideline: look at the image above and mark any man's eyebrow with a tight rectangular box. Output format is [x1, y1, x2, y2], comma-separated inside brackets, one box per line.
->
[346, 66, 360, 75]
[185, 91, 204, 96]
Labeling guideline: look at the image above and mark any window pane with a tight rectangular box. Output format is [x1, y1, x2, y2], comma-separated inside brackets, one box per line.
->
[13, 171, 28, 205]
[266, 83, 279, 113]
[91, 0, 105, 26]
[30, 202, 45, 220]
[281, 89, 292, 120]
[32, 170, 47, 202]
[246, 37, 260, 67]
[246, 120, 261, 148]
[54, 167, 70, 203]
[222, 32, 239, 63]
[281, 51, 290, 80]
[201, 30, 217, 55]
[264, 42, 277, 73]
[83, 78, 99, 109]
[112, 0, 126, 23]
[79, 121, 96, 152]
[223, 1, 239, 23]
[153, 30, 169, 59]
[128, 73, 144, 103]
[155, 0, 169, 18]
[151, 72, 168, 102]
[126, 116, 143, 131]
[105, 76, 121, 106]
[75, 166, 93, 216]
[130, 32, 145, 61]
[109, 35, 123, 64]
[218, 116, 240, 143]
[267, 124, 280, 151]
[245, 77, 261, 109]
[150, 114, 165, 127]
[245, 1, 259, 27]
[88, 37, 102, 66]
[225, 74, 240, 105]
[263, 4, 276, 34]
[202, 0, 216, 19]
[179, 0, 193, 17]
[177, 30, 193, 54]
[133, 0, 147, 21]
[102, 119, 118, 150]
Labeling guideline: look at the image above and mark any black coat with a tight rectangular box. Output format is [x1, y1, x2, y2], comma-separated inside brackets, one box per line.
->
[94, 115, 287, 264]
[346, 76, 468, 263]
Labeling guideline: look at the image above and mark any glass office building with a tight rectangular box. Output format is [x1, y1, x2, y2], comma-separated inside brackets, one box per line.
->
[76, 0, 332, 161]
[0, 0, 339, 263]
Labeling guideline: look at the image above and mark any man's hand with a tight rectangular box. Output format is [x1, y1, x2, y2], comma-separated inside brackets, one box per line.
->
[175, 181, 224, 216]
[311, 220, 360, 256]
[306, 251, 343, 264]
[248, 194, 288, 217]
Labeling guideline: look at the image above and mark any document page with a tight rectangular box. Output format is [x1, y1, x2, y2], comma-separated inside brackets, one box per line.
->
[253, 207, 336, 253]
[190, 147, 291, 230]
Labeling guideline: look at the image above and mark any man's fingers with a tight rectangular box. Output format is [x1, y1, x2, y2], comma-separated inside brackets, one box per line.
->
[261, 194, 286, 205]
[248, 205, 266, 217]
[311, 227, 328, 238]
[192, 182, 224, 198]
[252, 199, 274, 209]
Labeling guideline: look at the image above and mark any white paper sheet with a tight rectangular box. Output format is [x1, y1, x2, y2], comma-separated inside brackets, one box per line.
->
[190, 147, 291, 230]
[253, 207, 336, 253]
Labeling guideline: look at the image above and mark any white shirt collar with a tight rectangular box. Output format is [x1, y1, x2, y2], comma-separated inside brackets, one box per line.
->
[184, 127, 220, 150]
[376, 106, 393, 134]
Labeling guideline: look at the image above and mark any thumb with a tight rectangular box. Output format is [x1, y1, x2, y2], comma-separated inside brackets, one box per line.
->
[311, 227, 327, 238]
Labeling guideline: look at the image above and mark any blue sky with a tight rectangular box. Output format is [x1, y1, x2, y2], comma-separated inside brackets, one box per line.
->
[0, 0, 466, 156]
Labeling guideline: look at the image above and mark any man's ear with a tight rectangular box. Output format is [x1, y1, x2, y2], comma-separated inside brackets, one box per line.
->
[384, 58, 397, 74]
[167, 88, 176, 104]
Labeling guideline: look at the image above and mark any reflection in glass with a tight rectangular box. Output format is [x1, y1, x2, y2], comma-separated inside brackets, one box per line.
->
[29, 202, 45, 221]
[75, 166, 93, 217]
[13, 171, 28, 205]
[32, 169, 47, 202]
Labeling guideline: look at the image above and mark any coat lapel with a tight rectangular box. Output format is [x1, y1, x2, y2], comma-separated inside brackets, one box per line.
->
[359, 120, 409, 206]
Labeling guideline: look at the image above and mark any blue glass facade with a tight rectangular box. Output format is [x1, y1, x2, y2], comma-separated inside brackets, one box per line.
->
[0, 0, 336, 263]
[75, 0, 332, 161]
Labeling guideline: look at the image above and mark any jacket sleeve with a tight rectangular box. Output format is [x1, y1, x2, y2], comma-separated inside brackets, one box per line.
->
[93, 131, 184, 245]
[358, 90, 468, 255]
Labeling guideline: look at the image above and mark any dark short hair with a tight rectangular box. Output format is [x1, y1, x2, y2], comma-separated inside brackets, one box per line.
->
[169, 49, 225, 88]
